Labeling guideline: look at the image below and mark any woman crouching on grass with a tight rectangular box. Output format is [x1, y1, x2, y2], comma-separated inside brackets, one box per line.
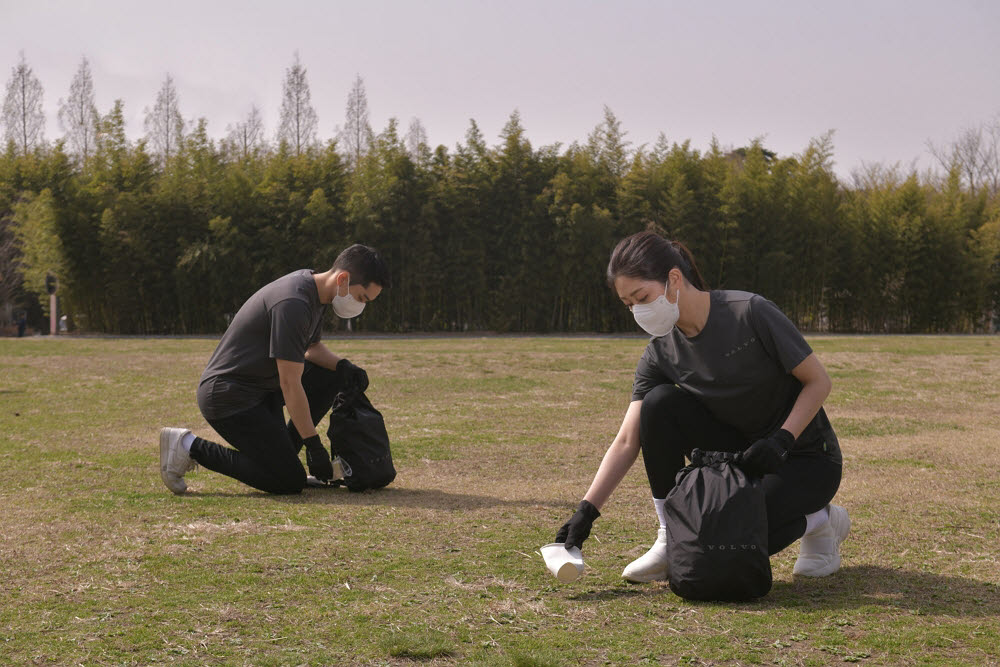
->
[555, 231, 848, 581]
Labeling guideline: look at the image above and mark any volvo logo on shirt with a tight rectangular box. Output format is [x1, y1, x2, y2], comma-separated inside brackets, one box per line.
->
[705, 544, 758, 551]
[724, 336, 756, 358]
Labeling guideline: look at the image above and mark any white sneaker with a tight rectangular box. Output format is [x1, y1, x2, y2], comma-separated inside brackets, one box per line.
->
[622, 527, 670, 583]
[793, 504, 850, 577]
[159, 427, 197, 494]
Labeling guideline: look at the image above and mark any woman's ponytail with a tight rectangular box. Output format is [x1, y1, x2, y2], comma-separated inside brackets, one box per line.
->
[607, 231, 708, 290]
[670, 240, 707, 291]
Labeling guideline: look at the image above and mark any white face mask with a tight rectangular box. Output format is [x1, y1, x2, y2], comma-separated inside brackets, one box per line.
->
[631, 281, 679, 337]
[332, 280, 366, 319]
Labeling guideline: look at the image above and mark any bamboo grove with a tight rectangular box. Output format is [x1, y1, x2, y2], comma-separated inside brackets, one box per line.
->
[3, 108, 999, 334]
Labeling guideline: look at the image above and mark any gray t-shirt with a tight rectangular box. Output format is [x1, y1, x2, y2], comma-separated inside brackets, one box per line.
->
[632, 290, 838, 457]
[198, 270, 327, 420]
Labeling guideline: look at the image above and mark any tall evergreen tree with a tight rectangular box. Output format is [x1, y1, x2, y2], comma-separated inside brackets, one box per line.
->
[0, 203, 21, 323]
[587, 106, 630, 179]
[11, 188, 65, 317]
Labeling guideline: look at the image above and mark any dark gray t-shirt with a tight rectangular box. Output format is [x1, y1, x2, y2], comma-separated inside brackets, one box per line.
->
[632, 290, 839, 458]
[197, 270, 327, 420]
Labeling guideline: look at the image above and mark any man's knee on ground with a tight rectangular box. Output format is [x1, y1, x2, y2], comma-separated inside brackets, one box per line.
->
[266, 462, 307, 495]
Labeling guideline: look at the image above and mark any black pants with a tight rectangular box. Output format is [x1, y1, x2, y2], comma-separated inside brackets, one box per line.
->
[639, 384, 842, 555]
[191, 362, 349, 494]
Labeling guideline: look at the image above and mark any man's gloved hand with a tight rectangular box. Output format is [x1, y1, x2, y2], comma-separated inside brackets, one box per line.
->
[304, 434, 334, 481]
[737, 428, 794, 476]
[336, 358, 369, 392]
[555, 500, 601, 550]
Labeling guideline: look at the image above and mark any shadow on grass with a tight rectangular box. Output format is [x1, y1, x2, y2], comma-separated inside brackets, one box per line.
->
[296, 486, 560, 510]
[193, 486, 558, 511]
[760, 565, 1000, 617]
[566, 567, 1000, 618]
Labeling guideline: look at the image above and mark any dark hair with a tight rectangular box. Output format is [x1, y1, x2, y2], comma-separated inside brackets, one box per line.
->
[332, 244, 391, 288]
[606, 231, 706, 290]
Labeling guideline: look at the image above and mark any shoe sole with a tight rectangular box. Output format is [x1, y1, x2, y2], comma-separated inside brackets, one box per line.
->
[794, 553, 841, 577]
[159, 427, 187, 495]
[622, 568, 669, 583]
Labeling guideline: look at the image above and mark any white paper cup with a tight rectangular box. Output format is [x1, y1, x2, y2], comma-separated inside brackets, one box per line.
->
[540, 543, 585, 583]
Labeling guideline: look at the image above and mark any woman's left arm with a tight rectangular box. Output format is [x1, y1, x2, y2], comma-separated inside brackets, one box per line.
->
[781, 353, 833, 439]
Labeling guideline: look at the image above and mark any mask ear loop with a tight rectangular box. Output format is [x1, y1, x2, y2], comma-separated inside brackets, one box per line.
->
[666, 273, 680, 306]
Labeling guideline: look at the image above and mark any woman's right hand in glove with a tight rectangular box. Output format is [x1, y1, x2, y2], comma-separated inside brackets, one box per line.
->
[555, 500, 601, 550]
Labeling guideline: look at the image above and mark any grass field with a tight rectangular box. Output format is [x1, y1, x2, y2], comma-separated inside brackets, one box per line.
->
[1, 335, 998, 666]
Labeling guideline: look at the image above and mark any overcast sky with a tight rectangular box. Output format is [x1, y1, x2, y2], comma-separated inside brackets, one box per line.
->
[2, 0, 999, 180]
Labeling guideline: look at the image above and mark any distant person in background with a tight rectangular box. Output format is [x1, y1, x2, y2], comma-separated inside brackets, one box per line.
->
[555, 231, 848, 582]
[17, 312, 27, 337]
[158, 244, 390, 495]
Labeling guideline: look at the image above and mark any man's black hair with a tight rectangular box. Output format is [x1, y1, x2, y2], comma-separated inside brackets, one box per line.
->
[332, 244, 391, 288]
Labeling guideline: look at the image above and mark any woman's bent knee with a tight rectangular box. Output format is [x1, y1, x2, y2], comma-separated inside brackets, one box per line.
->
[639, 384, 696, 452]
[640, 384, 693, 420]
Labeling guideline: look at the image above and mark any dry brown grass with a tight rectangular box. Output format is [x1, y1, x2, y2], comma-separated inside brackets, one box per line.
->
[0, 335, 997, 665]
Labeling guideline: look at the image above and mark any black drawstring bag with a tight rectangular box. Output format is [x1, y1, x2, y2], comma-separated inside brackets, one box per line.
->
[327, 390, 396, 492]
[664, 449, 771, 601]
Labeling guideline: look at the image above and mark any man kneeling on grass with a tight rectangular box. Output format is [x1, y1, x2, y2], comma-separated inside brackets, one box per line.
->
[158, 244, 390, 495]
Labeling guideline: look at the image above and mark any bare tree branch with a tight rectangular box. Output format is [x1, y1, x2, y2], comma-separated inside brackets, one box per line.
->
[2, 51, 46, 155]
[927, 117, 1000, 196]
[144, 74, 184, 164]
[405, 117, 428, 165]
[277, 52, 318, 156]
[341, 74, 372, 168]
[226, 105, 265, 160]
[58, 57, 99, 164]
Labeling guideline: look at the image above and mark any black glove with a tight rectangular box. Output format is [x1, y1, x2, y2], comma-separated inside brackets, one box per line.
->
[555, 500, 601, 550]
[737, 428, 794, 476]
[336, 358, 369, 392]
[304, 434, 334, 481]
